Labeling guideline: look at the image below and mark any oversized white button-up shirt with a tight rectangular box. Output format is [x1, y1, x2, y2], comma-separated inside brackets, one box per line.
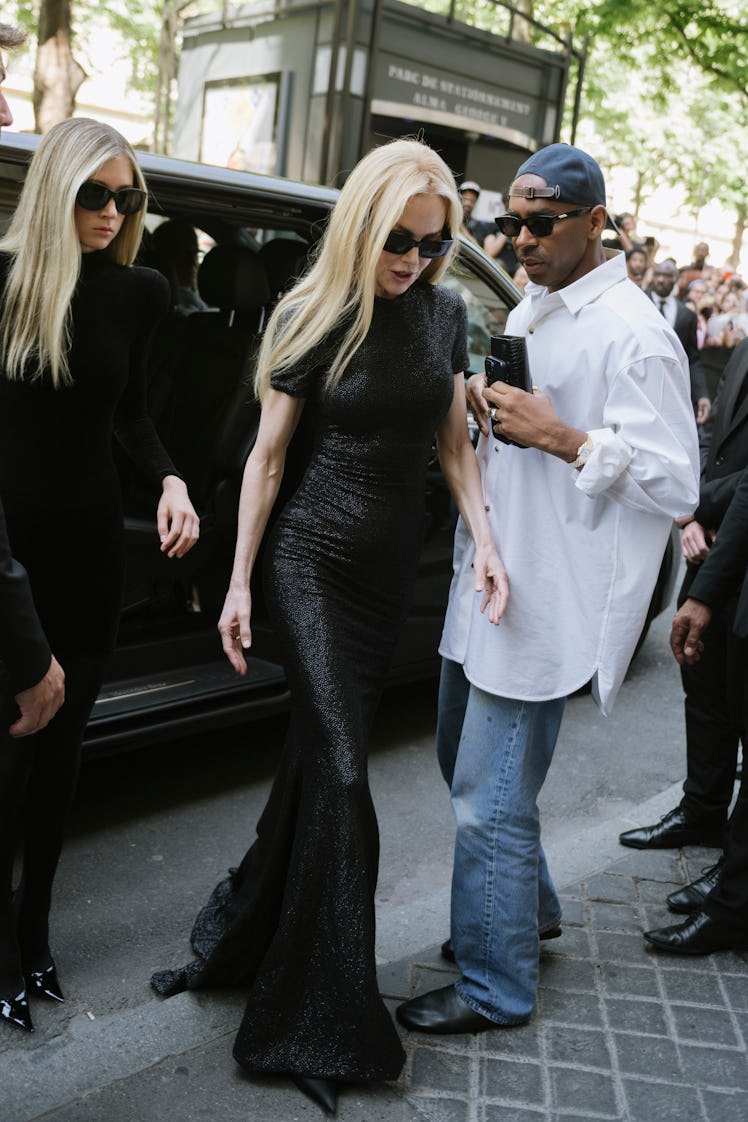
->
[440, 253, 700, 716]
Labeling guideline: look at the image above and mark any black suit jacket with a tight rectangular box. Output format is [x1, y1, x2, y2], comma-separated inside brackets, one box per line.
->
[0, 495, 51, 694]
[689, 463, 748, 637]
[695, 339, 748, 530]
[649, 293, 709, 406]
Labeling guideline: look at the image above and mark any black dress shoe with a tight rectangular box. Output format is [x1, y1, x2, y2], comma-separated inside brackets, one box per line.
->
[666, 860, 724, 914]
[644, 910, 748, 955]
[25, 961, 65, 1003]
[619, 806, 724, 850]
[291, 1075, 338, 1115]
[396, 983, 508, 1034]
[441, 925, 562, 964]
[0, 990, 34, 1033]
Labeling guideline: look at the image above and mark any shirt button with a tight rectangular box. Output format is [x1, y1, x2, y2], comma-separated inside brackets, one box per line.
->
[528, 327, 535, 334]
[485, 504, 491, 512]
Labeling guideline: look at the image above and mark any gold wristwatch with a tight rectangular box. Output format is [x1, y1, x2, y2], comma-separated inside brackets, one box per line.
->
[571, 434, 594, 469]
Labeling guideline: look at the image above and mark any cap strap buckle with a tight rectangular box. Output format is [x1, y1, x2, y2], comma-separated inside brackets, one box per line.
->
[508, 185, 562, 200]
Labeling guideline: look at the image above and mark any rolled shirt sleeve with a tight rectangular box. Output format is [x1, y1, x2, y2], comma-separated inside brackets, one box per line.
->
[575, 353, 700, 517]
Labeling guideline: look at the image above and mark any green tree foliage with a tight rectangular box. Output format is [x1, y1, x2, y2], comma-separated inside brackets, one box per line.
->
[444, 1, 748, 260]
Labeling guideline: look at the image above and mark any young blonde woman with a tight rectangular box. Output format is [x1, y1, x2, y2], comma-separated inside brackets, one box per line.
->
[0, 118, 199, 1034]
[151, 138, 508, 1114]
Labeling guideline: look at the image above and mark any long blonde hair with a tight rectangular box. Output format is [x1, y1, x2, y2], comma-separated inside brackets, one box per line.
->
[0, 118, 147, 387]
[255, 138, 463, 400]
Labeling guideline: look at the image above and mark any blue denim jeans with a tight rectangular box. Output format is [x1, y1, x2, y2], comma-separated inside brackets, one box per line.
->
[437, 657, 566, 1024]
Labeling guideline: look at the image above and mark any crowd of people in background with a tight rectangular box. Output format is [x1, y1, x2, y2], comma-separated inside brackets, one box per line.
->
[459, 180, 748, 419]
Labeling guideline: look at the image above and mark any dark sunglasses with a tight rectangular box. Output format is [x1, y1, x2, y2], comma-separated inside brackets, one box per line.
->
[76, 181, 147, 216]
[382, 230, 453, 259]
[494, 208, 591, 239]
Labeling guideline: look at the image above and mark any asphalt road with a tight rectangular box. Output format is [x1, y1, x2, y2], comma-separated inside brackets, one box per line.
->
[2, 580, 693, 1118]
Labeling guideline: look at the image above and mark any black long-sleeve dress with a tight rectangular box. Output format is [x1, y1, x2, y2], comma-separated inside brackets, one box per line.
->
[151, 281, 469, 1083]
[0, 251, 178, 657]
[0, 250, 182, 997]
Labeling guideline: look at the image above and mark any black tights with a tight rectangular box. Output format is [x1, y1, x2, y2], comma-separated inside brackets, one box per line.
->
[0, 655, 105, 996]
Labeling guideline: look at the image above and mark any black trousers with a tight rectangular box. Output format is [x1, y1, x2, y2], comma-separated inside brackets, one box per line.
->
[0, 655, 104, 992]
[678, 564, 741, 830]
[703, 772, 748, 931]
[704, 632, 748, 931]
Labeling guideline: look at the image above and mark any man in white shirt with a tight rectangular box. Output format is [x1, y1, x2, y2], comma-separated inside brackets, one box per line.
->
[648, 259, 710, 425]
[396, 143, 700, 1035]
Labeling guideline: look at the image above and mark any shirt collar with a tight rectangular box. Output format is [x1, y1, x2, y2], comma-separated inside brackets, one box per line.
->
[525, 252, 627, 316]
[651, 290, 675, 307]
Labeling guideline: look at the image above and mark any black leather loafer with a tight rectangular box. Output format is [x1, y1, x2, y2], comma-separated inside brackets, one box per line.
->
[396, 983, 509, 1034]
[644, 910, 748, 955]
[666, 860, 724, 914]
[619, 806, 724, 850]
[441, 925, 562, 964]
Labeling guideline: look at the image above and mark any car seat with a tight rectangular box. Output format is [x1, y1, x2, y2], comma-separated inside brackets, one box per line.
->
[150, 243, 271, 508]
[259, 237, 310, 308]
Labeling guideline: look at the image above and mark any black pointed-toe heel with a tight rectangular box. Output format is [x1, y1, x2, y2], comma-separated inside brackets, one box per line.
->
[25, 962, 65, 1003]
[291, 1074, 338, 1115]
[0, 990, 34, 1032]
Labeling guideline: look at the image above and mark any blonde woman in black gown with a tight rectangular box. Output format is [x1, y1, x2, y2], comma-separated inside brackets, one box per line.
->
[0, 118, 199, 1035]
[152, 138, 508, 1113]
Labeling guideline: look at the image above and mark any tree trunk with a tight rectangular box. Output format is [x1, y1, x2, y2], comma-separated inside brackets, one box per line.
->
[511, 0, 534, 44]
[728, 202, 746, 270]
[153, 1, 181, 153]
[33, 0, 85, 133]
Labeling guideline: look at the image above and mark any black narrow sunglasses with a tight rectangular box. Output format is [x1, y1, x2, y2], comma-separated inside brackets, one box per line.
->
[76, 181, 147, 216]
[382, 230, 454, 259]
[494, 208, 591, 239]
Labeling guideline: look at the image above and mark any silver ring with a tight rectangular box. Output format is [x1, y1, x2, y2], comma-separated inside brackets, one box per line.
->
[490, 407, 498, 422]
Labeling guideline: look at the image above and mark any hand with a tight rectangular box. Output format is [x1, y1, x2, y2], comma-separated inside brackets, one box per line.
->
[484, 382, 582, 460]
[482, 232, 507, 259]
[695, 398, 711, 425]
[465, 373, 491, 437]
[218, 586, 252, 674]
[10, 656, 65, 737]
[680, 519, 712, 563]
[473, 543, 509, 625]
[670, 598, 712, 665]
[157, 476, 200, 558]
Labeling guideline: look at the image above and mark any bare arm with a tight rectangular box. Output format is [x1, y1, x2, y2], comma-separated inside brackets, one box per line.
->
[436, 375, 509, 625]
[482, 231, 506, 259]
[218, 389, 305, 673]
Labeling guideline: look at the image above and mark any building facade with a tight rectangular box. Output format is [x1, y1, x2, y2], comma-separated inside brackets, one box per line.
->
[173, 0, 572, 199]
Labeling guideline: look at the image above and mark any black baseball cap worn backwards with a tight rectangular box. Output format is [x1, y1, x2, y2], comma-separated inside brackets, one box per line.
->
[509, 143, 606, 208]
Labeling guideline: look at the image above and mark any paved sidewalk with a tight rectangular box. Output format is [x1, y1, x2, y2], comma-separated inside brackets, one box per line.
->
[385, 844, 748, 1122]
[8, 839, 747, 1122]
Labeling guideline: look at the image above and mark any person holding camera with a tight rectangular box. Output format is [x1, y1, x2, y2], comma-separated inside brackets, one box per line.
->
[397, 143, 700, 1036]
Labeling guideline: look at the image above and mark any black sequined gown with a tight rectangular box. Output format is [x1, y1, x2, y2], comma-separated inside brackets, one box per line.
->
[152, 282, 468, 1083]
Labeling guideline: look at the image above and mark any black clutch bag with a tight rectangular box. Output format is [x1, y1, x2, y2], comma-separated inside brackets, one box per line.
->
[484, 335, 531, 446]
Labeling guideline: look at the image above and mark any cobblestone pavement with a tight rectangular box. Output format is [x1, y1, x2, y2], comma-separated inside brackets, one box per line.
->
[7, 842, 748, 1121]
[383, 845, 748, 1122]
